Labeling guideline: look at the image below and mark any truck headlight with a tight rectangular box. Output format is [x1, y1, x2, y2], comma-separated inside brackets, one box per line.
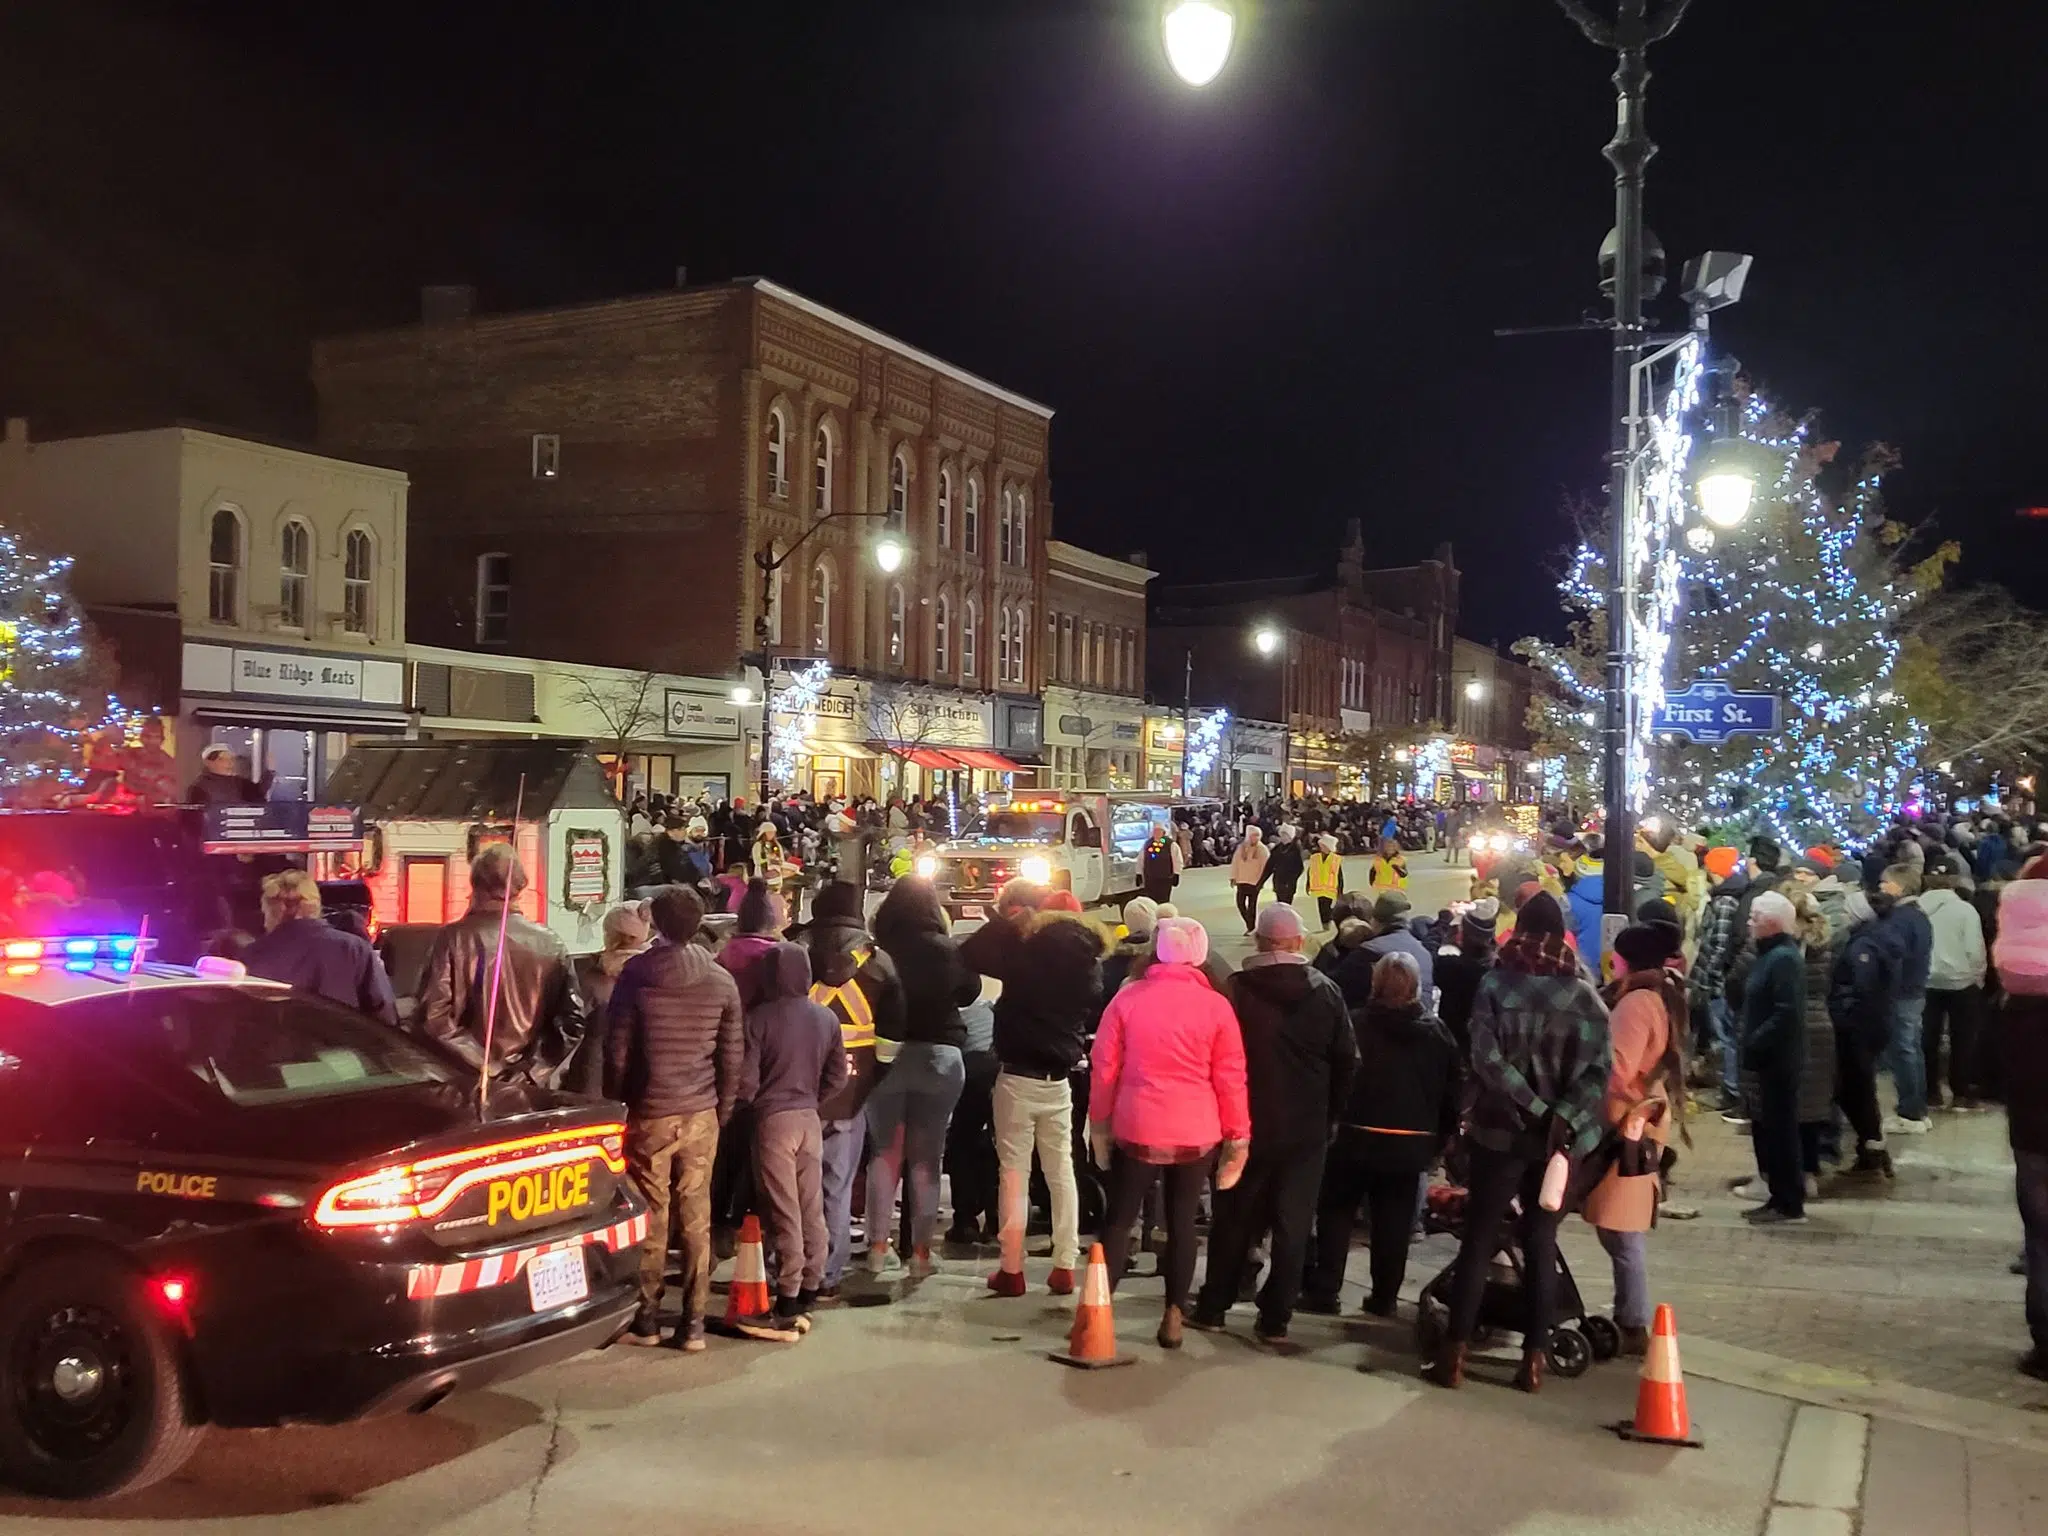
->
[1020, 855, 1053, 885]
[915, 854, 938, 879]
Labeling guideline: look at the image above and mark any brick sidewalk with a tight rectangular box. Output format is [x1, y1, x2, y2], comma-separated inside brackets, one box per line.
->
[1544, 1103, 2036, 1410]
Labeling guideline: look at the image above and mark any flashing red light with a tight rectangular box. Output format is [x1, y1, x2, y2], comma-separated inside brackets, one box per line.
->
[156, 1276, 190, 1307]
[2023, 507, 2048, 521]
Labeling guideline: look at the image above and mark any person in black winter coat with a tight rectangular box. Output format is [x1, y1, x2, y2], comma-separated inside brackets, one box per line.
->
[1431, 898, 1499, 1056]
[1302, 950, 1461, 1314]
[954, 880, 1045, 1249]
[1264, 826, 1306, 909]
[863, 877, 979, 1274]
[1831, 889, 1903, 1175]
[1192, 902, 1359, 1343]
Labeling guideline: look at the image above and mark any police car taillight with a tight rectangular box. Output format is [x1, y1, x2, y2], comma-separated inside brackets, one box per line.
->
[312, 1123, 629, 1230]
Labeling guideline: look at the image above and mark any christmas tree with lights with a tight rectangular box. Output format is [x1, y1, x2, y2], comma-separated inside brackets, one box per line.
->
[0, 523, 129, 802]
[1520, 378, 1938, 851]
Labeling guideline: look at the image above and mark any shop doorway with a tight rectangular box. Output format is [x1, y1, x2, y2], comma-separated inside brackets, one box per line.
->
[401, 856, 449, 925]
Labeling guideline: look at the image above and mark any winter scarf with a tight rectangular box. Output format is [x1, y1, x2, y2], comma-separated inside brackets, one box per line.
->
[1496, 893, 1578, 978]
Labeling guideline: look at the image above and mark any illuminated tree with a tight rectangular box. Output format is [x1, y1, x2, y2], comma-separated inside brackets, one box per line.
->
[0, 523, 129, 802]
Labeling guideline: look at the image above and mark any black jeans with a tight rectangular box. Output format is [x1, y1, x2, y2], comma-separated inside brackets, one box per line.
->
[1234, 883, 1260, 933]
[1835, 1031, 1884, 1149]
[1445, 1145, 1562, 1350]
[1924, 986, 1984, 1102]
[1306, 1134, 1423, 1308]
[945, 1050, 1001, 1234]
[2017, 1150, 2048, 1354]
[1195, 1141, 1326, 1332]
[1100, 1150, 1210, 1311]
[1317, 896, 1336, 928]
[1750, 1070, 1805, 1215]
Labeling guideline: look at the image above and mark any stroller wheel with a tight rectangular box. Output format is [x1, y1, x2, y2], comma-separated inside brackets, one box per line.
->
[1581, 1314, 1622, 1363]
[1546, 1326, 1592, 1379]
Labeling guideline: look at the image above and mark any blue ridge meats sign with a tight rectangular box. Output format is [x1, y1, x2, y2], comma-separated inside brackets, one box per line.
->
[1652, 681, 1781, 746]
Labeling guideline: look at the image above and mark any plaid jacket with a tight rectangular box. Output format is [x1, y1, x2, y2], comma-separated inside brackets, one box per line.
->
[1464, 967, 1612, 1156]
[1691, 879, 1746, 999]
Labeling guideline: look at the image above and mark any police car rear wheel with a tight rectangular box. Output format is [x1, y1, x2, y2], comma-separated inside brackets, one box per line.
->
[0, 1255, 204, 1500]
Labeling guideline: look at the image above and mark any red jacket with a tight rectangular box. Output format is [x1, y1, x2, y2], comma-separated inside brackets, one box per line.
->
[1089, 964, 1250, 1149]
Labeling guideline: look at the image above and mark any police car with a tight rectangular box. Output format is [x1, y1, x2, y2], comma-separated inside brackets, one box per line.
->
[0, 935, 646, 1500]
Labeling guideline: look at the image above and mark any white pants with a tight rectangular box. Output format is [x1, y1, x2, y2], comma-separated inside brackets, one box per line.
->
[994, 1072, 1079, 1272]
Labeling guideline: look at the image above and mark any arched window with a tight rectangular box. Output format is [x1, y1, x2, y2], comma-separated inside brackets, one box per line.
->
[810, 557, 835, 654]
[887, 583, 906, 668]
[937, 465, 954, 549]
[813, 417, 837, 517]
[888, 446, 909, 531]
[1015, 606, 1031, 684]
[1014, 490, 1029, 565]
[207, 508, 242, 624]
[934, 593, 951, 676]
[765, 404, 789, 499]
[962, 599, 978, 680]
[342, 528, 374, 635]
[996, 604, 1012, 684]
[279, 518, 312, 629]
[963, 475, 981, 555]
[999, 485, 1015, 565]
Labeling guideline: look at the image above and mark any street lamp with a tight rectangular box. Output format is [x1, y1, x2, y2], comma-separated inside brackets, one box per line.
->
[1691, 437, 1758, 528]
[1161, 0, 1235, 86]
[1252, 625, 1281, 658]
[749, 512, 903, 804]
[1463, 678, 1487, 703]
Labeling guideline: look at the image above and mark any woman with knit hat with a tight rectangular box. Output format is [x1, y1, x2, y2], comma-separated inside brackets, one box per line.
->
[1088, 916, 1250, 1349]
[1581, 920, 1688, 1355]
[1428, 892, 1611, 1393]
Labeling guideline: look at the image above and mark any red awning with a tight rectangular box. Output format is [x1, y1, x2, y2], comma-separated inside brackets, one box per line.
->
[946, 749, 1020, 772]
[903, 747, 968, 771]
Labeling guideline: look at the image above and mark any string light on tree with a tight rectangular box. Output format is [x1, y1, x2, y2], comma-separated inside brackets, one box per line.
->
[0, 525, 131, 801]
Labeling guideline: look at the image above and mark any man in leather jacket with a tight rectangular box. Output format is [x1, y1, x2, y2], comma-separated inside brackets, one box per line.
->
[413, 845, 587, 1087]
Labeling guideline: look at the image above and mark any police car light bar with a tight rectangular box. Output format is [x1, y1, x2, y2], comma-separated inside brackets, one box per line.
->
[0, 935, 153, 971]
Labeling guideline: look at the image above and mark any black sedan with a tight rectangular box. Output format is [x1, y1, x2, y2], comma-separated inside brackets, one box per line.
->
[0, 939, 644, 1499]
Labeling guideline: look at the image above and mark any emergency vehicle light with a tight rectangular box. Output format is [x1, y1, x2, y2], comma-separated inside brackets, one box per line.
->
[312, 1123, 628, 1230]
[0, 935, 150, 965]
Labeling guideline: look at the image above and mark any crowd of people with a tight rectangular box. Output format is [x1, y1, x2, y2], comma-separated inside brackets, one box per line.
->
[225, 788, 2048, 1390]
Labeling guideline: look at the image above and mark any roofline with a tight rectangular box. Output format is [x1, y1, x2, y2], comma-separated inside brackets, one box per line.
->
[748, 279, 1054, 421]
[1045, 539, 1155, 585]
[8, 421, 408, 483]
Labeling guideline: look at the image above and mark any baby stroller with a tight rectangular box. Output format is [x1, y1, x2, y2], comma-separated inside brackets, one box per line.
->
[1410, 1184, 1620, 1378]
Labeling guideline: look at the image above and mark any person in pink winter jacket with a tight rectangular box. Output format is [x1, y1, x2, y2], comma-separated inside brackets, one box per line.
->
[1088, 916, 1250, 1349]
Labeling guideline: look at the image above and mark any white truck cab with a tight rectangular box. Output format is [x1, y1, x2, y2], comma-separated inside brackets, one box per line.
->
[921, 791, 1211, 921]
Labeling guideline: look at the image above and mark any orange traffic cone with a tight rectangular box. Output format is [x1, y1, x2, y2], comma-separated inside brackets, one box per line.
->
[1049, 1242, 1134, 1370]
[714, 1215, 797, 1340]
[1610, 1304, 1702, 1447]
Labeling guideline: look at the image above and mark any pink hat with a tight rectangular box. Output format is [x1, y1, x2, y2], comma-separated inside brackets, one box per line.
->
[1153, 916, 1209, 967]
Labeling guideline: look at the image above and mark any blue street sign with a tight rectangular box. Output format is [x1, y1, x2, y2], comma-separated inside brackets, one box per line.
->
[1651, 680, 1781, 745]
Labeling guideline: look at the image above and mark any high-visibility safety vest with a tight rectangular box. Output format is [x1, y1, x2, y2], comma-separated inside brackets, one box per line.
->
[1306, 852, 1343, 897]
[1368, 856, 1408, 890]
[809, 973, 876, 1051]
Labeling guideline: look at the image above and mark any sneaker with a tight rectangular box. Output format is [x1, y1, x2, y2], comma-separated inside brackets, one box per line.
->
[908, 1247, 937, 1281]
[1253, 1325, 1291, 1349]
[2020, 1350, 2048, 1382]
[1720, 1109, 1752, 1127]
[1186, 1310, 1229, 1334]
[1729, 1177, 1769, 1203]
[1954, 1097, 1986, 1113]
[864, 1245, 901, 1278]
[1046, 1267, 1076, 1296]
[1296, 1293, 1343, 1317]
[733, 1316, 802, 1343]
[623, 1319, 664, 1347]
[986, 1267, 1027, 1298]
[675, 1318, 707, 1353]
[814, 1284, 844, 1306]
[1743, 1205, 1808, 1226]
[1361, 1295, 1399, 1319]
[1882, 1114, 1933, 1135]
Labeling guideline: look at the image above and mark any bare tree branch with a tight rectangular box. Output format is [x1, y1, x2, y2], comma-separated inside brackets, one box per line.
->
[560, 670, 664, 794]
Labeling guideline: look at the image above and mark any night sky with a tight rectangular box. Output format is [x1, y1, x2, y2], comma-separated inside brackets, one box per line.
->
[3, 1, 2043, 645]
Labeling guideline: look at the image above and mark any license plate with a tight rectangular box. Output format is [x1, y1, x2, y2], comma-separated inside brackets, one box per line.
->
[526, 1247, 589, 1313]
[959, 904, 985, 920]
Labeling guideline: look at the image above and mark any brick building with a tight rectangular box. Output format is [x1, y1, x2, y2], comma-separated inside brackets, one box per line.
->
[312, 277, 1053, 797]
[1041, 540, 1152, 789]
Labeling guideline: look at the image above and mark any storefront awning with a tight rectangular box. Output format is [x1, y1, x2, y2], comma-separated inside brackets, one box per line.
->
[804, 739, 878, 760]
[947, 749, 1020, 772]
[901, 747, 966, 771]
[191, 701, 412, 731]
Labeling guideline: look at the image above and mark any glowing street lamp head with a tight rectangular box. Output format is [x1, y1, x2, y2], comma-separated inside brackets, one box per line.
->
[1252, 626, 1281, 657]
[1697, 469, 1755, 529]
[873, 535, 907, 574]
[1463, 678, 1486, 702]
[1163, 0, 1235, 87]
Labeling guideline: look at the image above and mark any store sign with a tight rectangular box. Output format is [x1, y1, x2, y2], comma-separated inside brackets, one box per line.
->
[663, 689, 741, 741]
[201, 802, 364, 854]
[183, 642, 404, 708]
[564, 831, 609, 903]
[1004, 702, 1043, 755]
[1058, 714, 1093, 737]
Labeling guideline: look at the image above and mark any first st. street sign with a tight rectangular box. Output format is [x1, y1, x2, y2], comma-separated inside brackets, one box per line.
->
[1651, 680, 1782, 746]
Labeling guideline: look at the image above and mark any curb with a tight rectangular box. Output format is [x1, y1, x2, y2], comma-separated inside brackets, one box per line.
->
[1681, 1336, 2048, 1454]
